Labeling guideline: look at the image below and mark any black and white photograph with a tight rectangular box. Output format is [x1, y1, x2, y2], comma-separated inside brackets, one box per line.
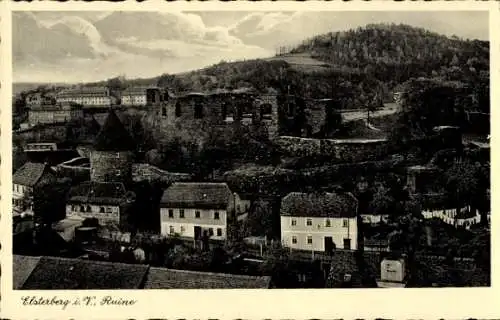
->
[8, 8, 492, 292]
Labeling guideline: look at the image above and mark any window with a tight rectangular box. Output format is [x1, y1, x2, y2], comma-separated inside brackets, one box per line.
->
[325, 219, 331, 227]
[209, 228, 214, 236]
[175, 102, 181, 117]
[168, 209, 174, 218]
[162, 107, 167, 117]
[106, 207, 112, 213]
[180, 226, 185, 233]
[237, 205, 241, 212]
[80, 205, 85, 212]
[86, 205, 91, 212]
[216, 228, 222, 237]
[292, 236, 297, 244]
[343, 219, 349, 228]
[169, 226, 175, 234]
[194, 103, 203, 119]
[214, 212, 220, 220]
[179, 209, 185, 218]
[307, 236, 313, 245]
[100, 207, 105, 213]
[195, 211, 201, 218]
[260, 103, 273, 118]
[306, 219, 312, 226]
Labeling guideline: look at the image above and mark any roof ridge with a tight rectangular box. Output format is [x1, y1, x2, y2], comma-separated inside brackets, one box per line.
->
[150, 267, 270, 280]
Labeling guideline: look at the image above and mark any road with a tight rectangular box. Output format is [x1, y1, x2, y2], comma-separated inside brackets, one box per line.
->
[341, 103, 399, 122]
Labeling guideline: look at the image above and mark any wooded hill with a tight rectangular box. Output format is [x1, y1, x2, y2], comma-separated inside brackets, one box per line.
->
[40, 23, 489, 111]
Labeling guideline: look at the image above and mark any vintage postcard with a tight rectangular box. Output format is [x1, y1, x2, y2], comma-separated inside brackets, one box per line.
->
[0, 1, 499, 318]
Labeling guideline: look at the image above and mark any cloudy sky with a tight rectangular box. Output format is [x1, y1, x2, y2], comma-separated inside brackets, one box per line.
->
[13, 11, 488, 83]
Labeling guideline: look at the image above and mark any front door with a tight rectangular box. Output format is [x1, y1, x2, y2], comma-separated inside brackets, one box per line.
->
[343, 238, 351, 250]
[194, 226, 202, 240]
[324, 236, 335, 254]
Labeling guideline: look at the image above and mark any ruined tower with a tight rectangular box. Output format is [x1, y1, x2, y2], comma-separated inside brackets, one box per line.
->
[90, 109, 135, 184]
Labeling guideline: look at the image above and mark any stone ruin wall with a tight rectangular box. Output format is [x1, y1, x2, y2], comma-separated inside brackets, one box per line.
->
[275, 136, 388, 163]
[137, 93, 280, 147]
[90, 150, 134, 183]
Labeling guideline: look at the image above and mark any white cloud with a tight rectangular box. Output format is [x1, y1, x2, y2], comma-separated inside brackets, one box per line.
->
[13, 11, 273, 83]
[13, 11, 488, 83]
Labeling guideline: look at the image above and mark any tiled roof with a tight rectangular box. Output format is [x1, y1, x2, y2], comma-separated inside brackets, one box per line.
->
[21, 256, 149, 289]
[122, 87, 150, 96]
[68, 181, 130, 206]
[57, 87, 109, 97]
[280, 192, 357, 218]
[13, 255, 41, 289]
[160, 182, 233, 209]
[13, 162, 54, 187]
[144, 267, 271, 289]
[93, 109, 136, 151]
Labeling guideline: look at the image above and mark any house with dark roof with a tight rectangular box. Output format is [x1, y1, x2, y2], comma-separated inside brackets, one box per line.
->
[159, 182, 244, 241]
[66, 181, 134, 226]
[280, 192, 359, 252]
[19, 256, 149, 289]
[13, 255, 42, 289]
[144, 267, 271, 289]
[13, 255, 271, 289]
[12, 162, 56, 215]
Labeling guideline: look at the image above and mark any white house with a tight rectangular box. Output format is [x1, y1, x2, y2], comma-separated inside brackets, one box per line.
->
[159, 182, 243, 241]
[65, 181, 134, 226]
[280, 192, 359, 252]
[121, 87, 161, 107]
[12, 162, 56, 216]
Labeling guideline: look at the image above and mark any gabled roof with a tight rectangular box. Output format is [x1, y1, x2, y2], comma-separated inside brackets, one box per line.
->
[144, 267, 271, 289]
[160, 182, 233, 209]
[281, 192, 357, 218]
[93, 109, 135, 151]
[21, 256, 149, 289]
[13, 255, 41, 289]
[68, 181, 130, 206]
[13, 162, 54, 187]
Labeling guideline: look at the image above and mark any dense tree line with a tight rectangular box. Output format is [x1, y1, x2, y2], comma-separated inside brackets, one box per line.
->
[292, 23, 489, 85]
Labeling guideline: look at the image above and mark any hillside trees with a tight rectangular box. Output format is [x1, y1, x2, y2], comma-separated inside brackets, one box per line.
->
[389, 78, 469, 144]
[33, 178, 72, 226]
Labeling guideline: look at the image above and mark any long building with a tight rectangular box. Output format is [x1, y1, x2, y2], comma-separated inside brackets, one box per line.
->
[56, 87, 115, 107]
[28, 103, 83, 125]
